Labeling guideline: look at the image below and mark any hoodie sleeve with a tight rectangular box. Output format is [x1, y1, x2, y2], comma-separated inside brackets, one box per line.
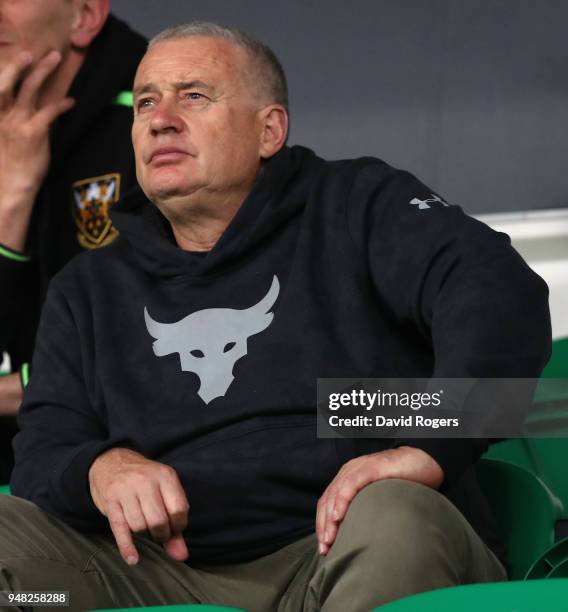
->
[347, 163, 552, 485]
[10, 278, 133, 530]
[0, 245, 36, 361]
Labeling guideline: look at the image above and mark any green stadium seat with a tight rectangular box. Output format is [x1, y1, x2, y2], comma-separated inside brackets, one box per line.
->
[526, 538, 568, 579]
[0, 484, 10, 495]
[91, 606, 247, 611]
[521, 438, 568, 513]
[540, 337, 568, 379]
[476, 458, 561, 580]
[483, 336, 568, 570]
[373, 578, 568, 611]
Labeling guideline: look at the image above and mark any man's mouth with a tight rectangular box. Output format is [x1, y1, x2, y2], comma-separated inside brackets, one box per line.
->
[149, 147, 190, 165]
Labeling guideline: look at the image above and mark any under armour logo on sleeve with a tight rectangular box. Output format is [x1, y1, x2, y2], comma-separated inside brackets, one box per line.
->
[409, 194, 451, 210]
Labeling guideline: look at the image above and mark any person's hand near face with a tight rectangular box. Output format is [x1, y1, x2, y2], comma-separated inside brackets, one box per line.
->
[0, 48, 75, 252]
[0, 0, 108, 253]
[0, 0, 80, 252]
[0, 0, 108, 413]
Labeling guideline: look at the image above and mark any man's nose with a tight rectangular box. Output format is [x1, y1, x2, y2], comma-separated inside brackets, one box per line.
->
[150, 97, 184, 134]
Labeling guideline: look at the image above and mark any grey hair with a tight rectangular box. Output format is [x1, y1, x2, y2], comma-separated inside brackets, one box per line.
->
[148, 21, 289, 113]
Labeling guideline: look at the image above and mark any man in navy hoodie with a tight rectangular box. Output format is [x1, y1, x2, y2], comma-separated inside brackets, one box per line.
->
[4, 22, 550, 612]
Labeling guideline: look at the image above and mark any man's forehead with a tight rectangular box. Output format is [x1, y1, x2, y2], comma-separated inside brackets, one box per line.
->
[134, 37, 245, 86]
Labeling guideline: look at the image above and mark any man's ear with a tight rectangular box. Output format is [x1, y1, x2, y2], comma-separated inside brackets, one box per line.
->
[258, 105, 289, 159]
[70, 0, 110, 49]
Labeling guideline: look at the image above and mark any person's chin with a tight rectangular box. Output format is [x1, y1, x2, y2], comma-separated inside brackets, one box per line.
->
[142, 164, 199, 198]
[148, 179, 197, 203]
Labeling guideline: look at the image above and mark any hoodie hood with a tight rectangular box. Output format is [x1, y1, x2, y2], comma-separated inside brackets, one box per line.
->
[111, 145, 323, 279]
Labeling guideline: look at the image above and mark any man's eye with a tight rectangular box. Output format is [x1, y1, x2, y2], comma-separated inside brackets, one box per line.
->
[136, 98, 154, 110]
[185, 92, 207, 101]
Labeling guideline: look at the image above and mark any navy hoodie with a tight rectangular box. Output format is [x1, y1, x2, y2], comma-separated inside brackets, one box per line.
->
[12, 145, 551, 564]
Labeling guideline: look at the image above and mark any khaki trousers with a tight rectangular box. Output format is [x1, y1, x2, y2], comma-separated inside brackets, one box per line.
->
[0, 480, 506, 612]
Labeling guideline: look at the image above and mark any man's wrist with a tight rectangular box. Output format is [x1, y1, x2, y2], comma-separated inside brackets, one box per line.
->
[89, 447, 144, 481]
[0, 186, 38, 214]
[0, 243, 31, 262]
[387, 445, 445, 489]
[0, 192, 37, 252]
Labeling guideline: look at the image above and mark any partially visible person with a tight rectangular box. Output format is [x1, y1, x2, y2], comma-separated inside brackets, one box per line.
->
[0, 0, 146, 480]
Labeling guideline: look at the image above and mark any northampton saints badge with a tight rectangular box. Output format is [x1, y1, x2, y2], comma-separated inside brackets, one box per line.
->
[73, 173, 121, 249]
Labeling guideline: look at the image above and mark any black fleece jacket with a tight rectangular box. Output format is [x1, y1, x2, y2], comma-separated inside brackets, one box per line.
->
[0, 14, 145, 482]
[0, 15, 146, 371]
[12, 146, 551, 565]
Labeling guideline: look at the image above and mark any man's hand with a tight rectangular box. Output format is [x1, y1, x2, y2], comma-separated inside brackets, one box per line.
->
[316, 446, 444, 555]
[88, 447, 190, 565]
[0, 50, 75, 251]
[0, 373, 23, 416]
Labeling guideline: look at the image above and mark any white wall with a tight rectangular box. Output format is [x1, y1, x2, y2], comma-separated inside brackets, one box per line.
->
[476, 209, 568, 340]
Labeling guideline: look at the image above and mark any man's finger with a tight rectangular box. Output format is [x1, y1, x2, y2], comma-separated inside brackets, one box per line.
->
[107, 502, 139, 565]
[322, 484, 343, 550]
[120, 494, 149, 534]
[316, 490, 330, 553]
[138, 492, 171, 543]
[163, 533, 189, 562]
[328, 472, 371, 525]
[331, 490, 352, 524]
[32, 97, 75, 128]
[16, 50, 62, 112]
[0, 51, 33, 108]
[160, 476, 189, 535]
[322, 520, 340, 553]
[322, 467, 378, 550]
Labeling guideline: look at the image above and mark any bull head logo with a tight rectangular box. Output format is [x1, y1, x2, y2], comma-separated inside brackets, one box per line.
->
[144, 275, 280, 404]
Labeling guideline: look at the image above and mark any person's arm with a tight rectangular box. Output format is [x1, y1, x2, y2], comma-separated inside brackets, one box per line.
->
[11, 280, 123, 527]
[0, 50, 75, 402]
[11, 277, 189, 563]
[0, 249, 35, 411]
[350, 165, 550, 469]
[316, 163, 551, 554]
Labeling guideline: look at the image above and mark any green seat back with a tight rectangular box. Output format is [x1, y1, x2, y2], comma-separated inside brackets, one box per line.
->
[531, 336, 568, 425]
[484, 438, 536, 473]
[541, 337, 568, 379]
[92, 606, 247, 612]
[0, 485, 10, 495]
[524, 438, 568, 513]
[476, 458, 560, 580]
[526, 538, 568, 579]
[373, 578, 568, 611]
[484, 438, 568, 517]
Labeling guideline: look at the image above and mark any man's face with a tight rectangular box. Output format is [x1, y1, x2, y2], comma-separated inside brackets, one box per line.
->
[0, 0, 76, 68]
[132, 37, 267, 208]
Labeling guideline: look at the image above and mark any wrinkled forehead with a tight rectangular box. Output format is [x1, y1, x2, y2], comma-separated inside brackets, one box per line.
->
[134, 36, 249, 90]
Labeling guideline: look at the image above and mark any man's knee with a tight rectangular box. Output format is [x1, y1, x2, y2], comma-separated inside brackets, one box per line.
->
[334, 479, 470, 578]
[342, 478, 458, 540]
[332, 479, 504, 583]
